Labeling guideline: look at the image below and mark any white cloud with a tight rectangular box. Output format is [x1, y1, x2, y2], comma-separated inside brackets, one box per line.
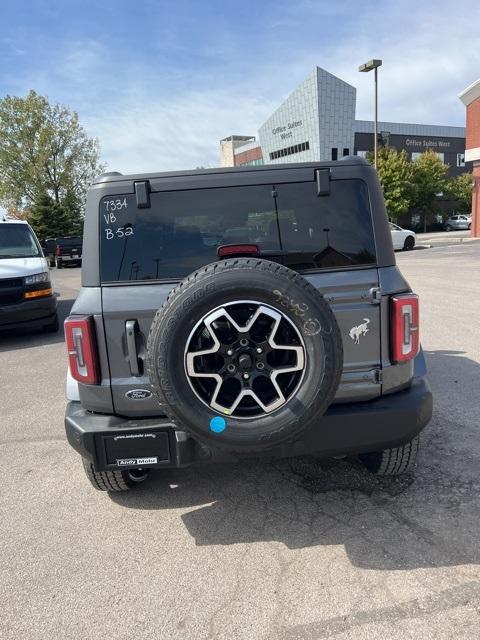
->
[87, 0, 479, 172]
[85, 88, 278, 173]
[296, 0, 480, 125]
[3, 0, 479, 173]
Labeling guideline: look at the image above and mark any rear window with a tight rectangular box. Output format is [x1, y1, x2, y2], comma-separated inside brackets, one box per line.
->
[100, 180, 376, 282]
[0, 224, 41, 259]
[56, 237, 82, 247]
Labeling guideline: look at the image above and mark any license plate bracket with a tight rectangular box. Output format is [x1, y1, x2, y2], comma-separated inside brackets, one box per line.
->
[103, 431, 170, 467]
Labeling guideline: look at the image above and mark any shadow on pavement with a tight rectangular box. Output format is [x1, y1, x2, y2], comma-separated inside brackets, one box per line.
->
[0, 298, 74, 351]
[111, 348, 480, 571]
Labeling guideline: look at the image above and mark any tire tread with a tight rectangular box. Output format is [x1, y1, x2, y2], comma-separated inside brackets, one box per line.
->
[81, 458, 133, 492]
[360, 436, 419, 476]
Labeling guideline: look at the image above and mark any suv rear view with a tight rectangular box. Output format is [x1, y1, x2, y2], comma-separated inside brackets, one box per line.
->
[64, 159, 432, 492]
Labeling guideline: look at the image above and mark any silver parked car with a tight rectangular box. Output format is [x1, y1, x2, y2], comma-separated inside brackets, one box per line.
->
[444, 214, 472, 231]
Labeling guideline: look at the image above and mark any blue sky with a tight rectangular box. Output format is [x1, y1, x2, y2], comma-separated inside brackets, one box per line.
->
[1, 0, 479, 173]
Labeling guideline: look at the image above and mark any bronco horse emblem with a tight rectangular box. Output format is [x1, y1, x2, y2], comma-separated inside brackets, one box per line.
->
[349, 318, 370, 345]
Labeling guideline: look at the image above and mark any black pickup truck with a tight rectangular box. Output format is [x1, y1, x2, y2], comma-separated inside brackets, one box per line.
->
[50, 236, 83, 268]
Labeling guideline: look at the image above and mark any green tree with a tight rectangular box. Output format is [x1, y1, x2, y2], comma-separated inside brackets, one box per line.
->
[446, 172, 474, 214]
[410, 149, 449, 231]
[0, 90, 104, 221]
[61, 188, 84, 235]
[369, 147, 413, 222]
[29, 192, 74, 240]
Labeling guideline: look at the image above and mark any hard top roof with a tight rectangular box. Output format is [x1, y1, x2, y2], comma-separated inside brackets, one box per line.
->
[93, 156, 369, 185]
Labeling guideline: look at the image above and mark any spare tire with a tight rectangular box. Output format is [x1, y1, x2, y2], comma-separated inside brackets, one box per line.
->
[146, 258, 343, 451]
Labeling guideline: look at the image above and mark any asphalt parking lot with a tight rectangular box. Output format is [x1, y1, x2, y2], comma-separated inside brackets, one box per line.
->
[1, 243, 479, 640]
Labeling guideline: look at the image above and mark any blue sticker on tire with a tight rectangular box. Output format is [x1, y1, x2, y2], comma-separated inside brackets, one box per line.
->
[210, 416, 226, 433]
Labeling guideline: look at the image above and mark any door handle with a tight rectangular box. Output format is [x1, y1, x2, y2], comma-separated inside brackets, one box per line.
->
[126, 320, 141, 376]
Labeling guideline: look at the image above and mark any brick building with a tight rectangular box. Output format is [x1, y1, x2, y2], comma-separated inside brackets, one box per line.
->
[459, 79, 480, 237]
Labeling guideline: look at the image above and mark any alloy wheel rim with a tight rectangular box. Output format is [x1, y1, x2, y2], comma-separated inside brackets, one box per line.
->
[184, 300, 306, 419]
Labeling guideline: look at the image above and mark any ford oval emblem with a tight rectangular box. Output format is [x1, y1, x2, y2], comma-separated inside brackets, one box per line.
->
[125, 389, 153, 400]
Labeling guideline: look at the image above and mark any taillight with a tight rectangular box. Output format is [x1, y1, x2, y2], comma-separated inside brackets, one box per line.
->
[64, 315, 100, 384]
[390, 294, 419, 363]
[217, 244, 260, 258]
[55, 246, 61, 256]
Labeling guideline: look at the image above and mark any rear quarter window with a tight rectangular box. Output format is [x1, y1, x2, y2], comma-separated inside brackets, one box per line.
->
[56, 237, 82, 247]
[99, 179, 376, 282]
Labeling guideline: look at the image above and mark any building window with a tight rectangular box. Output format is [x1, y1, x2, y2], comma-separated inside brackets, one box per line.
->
[356, 150, 368, 158]
[457, 153, 466, 167]
[343, 148, 349, 157]
[269, 141, 310, 161]
[239, 158, 264, 167]
[331, 148, 338, 161]
[411, 151, 445, 163]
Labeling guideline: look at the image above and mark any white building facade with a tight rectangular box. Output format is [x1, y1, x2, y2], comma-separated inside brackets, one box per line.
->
[258, 68, 356, 164]
[221, 66, 467, 178]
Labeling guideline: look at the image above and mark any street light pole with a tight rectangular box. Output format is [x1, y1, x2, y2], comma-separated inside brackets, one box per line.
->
[374, 66, 378, 169]
[359, 59, 383, 169]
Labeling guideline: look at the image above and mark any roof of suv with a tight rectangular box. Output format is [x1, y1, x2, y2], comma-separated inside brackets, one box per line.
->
[93, 156, 369, 185]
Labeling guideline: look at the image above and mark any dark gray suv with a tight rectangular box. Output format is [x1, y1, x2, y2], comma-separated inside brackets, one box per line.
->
[64, 158, 432, 492]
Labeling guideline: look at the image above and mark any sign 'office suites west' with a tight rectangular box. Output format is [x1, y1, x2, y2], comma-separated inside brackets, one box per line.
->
[272, 120, 303, 140]
[405, 138, 451, 149]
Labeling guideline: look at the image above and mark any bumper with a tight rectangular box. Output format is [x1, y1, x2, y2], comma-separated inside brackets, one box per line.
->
[65, 376, 432, 472]
[57, 256, 82, 265]
[0, 294, 57, 331]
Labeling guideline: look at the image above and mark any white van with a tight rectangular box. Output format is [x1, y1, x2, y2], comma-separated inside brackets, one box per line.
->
[0, 220, 58, 332]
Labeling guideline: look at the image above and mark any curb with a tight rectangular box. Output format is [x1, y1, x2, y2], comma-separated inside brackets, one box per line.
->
[417, 238, 480, 247]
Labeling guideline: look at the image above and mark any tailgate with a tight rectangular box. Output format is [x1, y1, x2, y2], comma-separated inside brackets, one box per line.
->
[102, 268, 382, 418]
[63, 246, 82, 257]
